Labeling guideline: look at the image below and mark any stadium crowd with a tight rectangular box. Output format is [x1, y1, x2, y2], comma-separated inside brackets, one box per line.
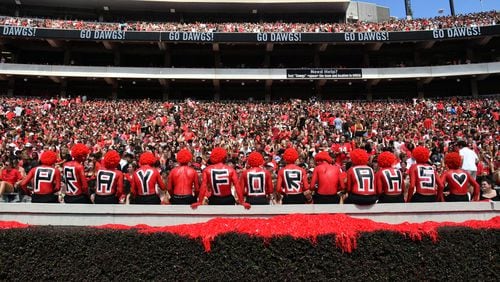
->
[0, 11, 498, 33]
[0, 95, 498, 205]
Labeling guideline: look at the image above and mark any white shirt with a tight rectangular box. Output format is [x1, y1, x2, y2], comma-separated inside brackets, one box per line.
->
[459, 147, 478, 171]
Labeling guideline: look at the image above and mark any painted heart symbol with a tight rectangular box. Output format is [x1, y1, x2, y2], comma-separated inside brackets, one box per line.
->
[452, 173, 467, 186]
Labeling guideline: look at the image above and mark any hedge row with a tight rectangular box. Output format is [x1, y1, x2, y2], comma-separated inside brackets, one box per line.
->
[0, 226, 498, 281]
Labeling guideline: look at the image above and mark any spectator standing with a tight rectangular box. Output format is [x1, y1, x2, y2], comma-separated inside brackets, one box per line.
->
[458, 140, 479, 179]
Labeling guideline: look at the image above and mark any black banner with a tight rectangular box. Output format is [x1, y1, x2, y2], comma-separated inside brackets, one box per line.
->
[287, 68, 362, 79]
[0, 25, 499, 43]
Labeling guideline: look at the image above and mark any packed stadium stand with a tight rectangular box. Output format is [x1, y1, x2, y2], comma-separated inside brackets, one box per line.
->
[0, 0, 498, 280]
[0, 0, 497, 202]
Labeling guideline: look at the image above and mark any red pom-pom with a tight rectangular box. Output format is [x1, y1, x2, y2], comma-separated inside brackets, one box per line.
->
[247, 152, 264, 167]
[444, 152, 462, 169]
[210, 147, 227, 164]
[139, 152, 157, 166]
[40, 151, 57, 166]
[413, 146, 430, 164]
[378, 151, 397, 168]
[314, 151, 332, 164]
[176, 149, 193, 164]
[350, 149, 369, 166]
[283, 148, 299, 164]
[71, 143, 90, 161]
[103, 150, 121, 169]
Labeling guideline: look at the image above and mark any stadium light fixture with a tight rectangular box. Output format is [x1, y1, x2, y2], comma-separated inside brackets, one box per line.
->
[103, 6, 109, 11]
[14, 0, 21, 5]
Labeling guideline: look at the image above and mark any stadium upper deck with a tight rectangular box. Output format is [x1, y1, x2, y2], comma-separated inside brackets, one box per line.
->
[0, 1, 498, 100]
[0, 0, 350, 23]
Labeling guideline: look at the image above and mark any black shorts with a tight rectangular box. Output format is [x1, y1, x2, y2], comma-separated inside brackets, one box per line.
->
[64, 194, 91, 204]
[208, 195, 236, 205]
[355, 130, 366, 137]
[378, 194, 404, 203]
[313, 193, 340, 204]
[87, 180, 96, 194]
[94, 194, 118, 204]
[123, 180, 132, 195]
[282, 194, 306, 204]
[344, 193, 378, 205]
[246, 196, 269, 205]
[132, 194, 161, 205]
[445, 194, 469, 202]
[170, 194, 196, 205]
[31, 194, 58, 203]
[410, 193, 436, 203]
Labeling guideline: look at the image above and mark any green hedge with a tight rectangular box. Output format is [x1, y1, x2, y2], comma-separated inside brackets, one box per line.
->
[0, 227, 498, 281]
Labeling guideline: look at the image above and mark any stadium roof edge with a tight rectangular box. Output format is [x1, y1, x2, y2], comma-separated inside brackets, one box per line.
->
[2, 0, 351, 13]
[352, 0, 389, 10]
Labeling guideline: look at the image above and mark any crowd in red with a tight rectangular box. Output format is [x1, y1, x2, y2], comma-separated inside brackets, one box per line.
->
[0, 11, 498, 32]
[0, 96, 498, 204]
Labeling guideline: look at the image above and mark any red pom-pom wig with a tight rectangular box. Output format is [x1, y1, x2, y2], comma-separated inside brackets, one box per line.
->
[444, 152, 462, 169]
[247, 152, 264, 167]
[71, 143, 90, 161]
[378, 151, 397, 168]
[210, 147, 227, 164]
[103, 150, 121, 170]
[176, 149, 192, 165]
[40, 151, 57, 166]
[413, 146, 430, 164]
[139, 152, 157, 166]
[350, 149, 369, 166]
[283, 148, 299, 164]
[314, 151, 332, 164]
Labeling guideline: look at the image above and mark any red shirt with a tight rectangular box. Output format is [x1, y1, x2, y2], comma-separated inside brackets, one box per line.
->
[310, 163, 344, 195]
[423, 118, 433, 130]
[21, 165, 61, 195]
[441, 169, 480, 201]
[1, 168, 22, 185]
[347, 165, 376, 196]
[332, 142, 352, 165]
[239, 167, 273, 197]
[167, 165, 199, 196]
[95, 168, 124, 198]
[408, 164, 444, 202]
[376, 168, 404, 196]
[63, 161, 88, 196]
[276, 164, 309, 195]
[132, 165, 166, 196]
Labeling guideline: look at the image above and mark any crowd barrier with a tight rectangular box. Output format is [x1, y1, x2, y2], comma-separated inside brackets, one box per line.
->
[0, 202, 497, 226]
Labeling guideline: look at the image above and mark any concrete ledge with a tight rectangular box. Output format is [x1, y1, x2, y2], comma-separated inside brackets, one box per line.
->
[0, 202, 497, 226]
[0, 62, 499, 80]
